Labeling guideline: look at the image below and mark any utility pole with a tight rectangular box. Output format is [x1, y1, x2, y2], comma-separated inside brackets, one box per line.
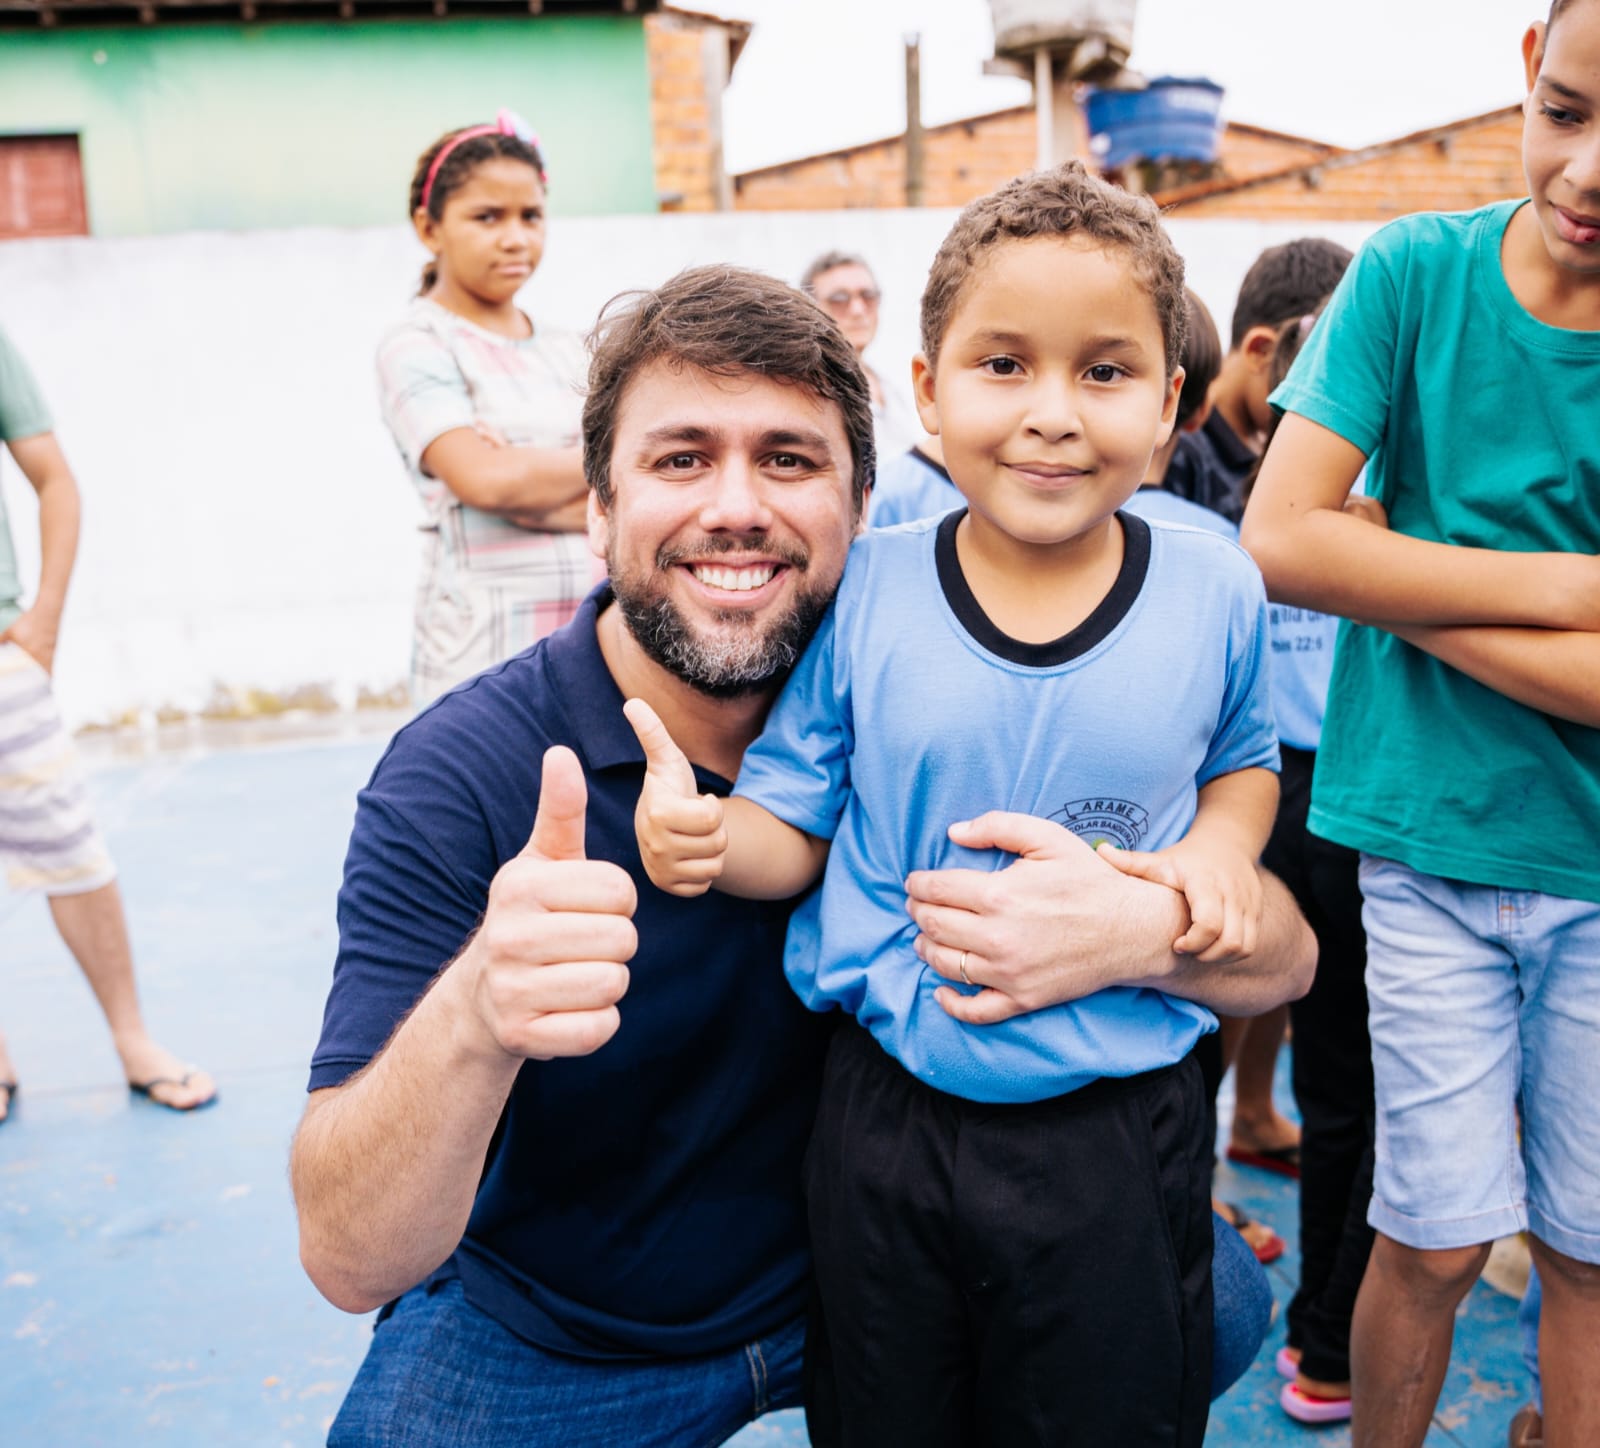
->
[905, 33, 925, 207]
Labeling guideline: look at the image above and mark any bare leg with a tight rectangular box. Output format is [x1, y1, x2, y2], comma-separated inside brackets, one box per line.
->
[1229, 1004, 1301, 1154]
[47, 881, 214, 1109]
[1350, 1234, 1488, 1448]
[1530, 1238, 1600, 1448]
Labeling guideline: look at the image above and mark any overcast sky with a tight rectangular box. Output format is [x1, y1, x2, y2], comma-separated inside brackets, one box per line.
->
[719, 0, 1533, 174]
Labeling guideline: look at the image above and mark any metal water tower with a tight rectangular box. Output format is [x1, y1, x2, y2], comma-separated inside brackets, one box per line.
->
[986, 0, 1139, 169]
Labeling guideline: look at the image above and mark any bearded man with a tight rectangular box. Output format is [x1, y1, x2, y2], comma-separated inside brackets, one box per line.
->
[291, 266, 1312, 1447]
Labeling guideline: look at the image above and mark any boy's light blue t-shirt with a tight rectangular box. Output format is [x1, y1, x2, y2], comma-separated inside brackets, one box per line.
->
[0, 326, 53, 632]
[1266, 605, 1337, 751]
[1272, 200, 1600, 901]
[1124, 488, 1339, 749]
[1122, 485, 1238, 540]
[868, 447, 962, 528]
[735, 511, 1279, 1105]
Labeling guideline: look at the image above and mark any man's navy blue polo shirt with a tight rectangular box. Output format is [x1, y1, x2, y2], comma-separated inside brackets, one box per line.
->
[310, 586, 832, 1359]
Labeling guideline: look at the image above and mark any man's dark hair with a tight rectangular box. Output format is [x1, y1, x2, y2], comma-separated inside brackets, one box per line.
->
[583, 265, 875, 512]
[920, 161, 1187, 376]
[1176, 289, 1222, 432]
[1229, 238, 1353, 347]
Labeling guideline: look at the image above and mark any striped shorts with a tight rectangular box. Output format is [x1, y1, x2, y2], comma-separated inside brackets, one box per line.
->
[0, 642, 115, 895]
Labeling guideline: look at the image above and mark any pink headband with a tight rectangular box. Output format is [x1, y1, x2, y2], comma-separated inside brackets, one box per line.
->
[421, 108, 546, 214]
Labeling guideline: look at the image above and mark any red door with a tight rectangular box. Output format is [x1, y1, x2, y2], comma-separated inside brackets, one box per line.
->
[0, 135, 88, 239]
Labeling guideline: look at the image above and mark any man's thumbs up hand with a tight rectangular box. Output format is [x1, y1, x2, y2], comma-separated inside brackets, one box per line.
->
[623, 698, 727, 897]
[468, 746, 637, 1061]
[520, 745, 590, 861]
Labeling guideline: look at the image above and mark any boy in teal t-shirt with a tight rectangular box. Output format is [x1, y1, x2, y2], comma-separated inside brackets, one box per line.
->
[1242, 5, 1600, 1443]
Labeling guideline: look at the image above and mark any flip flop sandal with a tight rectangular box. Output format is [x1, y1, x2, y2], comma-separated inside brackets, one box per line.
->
[128, 1070, 218, 1113]
[1508, 1403, 1544, 1448]
[1281, 1381, 1353, 1424]
[1275, 1347, 1300, 1381]
[1227, 1143, 1302, 1179]
[1218, 1200, 1285, 1265]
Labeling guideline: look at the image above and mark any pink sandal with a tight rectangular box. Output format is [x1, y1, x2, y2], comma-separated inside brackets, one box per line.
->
[1281, 1381, 1353, 1425]
[1275, 1347, 1300, 1381]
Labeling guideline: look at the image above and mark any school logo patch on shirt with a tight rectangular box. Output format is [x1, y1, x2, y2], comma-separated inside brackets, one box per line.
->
[1049, 798, 1150, 851]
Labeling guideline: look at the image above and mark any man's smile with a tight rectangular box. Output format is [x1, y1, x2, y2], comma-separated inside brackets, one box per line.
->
[685, 562, 783, 593]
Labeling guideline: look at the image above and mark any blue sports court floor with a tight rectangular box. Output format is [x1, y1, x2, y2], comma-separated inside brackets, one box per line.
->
[0, 722, 1530, 1445]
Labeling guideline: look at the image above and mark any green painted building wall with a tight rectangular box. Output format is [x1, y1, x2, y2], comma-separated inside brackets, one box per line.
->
[0, 17, 656, 234]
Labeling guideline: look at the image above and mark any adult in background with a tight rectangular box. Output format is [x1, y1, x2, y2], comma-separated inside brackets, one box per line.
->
[294, 265, 1314, 1447]
[801, 251, 924, 460]
[0, 322, 215, 1120]
[379, 114, 597, 706]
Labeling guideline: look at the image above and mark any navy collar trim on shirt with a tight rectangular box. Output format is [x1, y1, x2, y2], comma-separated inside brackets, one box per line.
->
[934, 508, 1151, 667]
[542, 583, 654, 773]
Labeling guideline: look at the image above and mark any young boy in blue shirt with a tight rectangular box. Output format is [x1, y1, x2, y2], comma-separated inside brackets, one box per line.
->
[1242, 5, 1600, 1444]
[629, 163, 1280, 1445]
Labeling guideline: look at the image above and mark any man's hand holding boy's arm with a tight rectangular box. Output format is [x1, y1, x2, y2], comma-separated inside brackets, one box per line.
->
[624, 699, 829, 901]
[904, 811, 1313, 1025]
[1241, 413, 1600, 630]
[1096, 768, 1278, 962]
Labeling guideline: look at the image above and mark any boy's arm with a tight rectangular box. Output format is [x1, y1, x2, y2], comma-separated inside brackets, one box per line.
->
[1378, 622, 1600, 728]
[625, 699, 829, 901]
[1181, 766, 1277, 859]
[0, 432, 81, 674]
[1240, 414, 1600, 630]
[1097, 767, 1278, 962]
[1318, 491, 1600, 726]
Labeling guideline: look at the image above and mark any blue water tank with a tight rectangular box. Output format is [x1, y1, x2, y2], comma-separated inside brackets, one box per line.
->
[1086, 77, 1225, 169]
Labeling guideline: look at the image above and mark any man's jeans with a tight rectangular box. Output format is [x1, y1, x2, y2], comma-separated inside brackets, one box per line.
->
[329, 1278, 805, 1447]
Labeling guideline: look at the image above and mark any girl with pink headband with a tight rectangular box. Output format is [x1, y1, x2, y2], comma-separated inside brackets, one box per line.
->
[377, 114, 598, 706]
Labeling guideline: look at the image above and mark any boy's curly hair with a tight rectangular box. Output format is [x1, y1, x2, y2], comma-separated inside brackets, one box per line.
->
[919, 161, 1186, 376]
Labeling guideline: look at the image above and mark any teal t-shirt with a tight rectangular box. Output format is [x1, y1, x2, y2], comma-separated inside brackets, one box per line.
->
[1272, 200, 1600, 903]
[0, 326, 53, 631]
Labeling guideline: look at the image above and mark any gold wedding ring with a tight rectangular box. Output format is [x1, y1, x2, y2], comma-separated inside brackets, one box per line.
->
[958, 950, 972, 987]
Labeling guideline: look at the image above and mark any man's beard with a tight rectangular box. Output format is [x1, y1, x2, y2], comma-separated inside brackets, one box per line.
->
[609, 533, 834, 699]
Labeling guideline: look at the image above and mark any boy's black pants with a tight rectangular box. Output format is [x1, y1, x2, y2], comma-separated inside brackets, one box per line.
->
[803, 1019, 1212, 1448]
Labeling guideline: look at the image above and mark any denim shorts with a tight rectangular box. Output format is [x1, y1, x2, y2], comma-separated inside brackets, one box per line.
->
[1359, 855, 1600, 1263]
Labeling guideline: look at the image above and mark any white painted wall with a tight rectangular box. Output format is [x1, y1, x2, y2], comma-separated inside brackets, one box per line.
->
[0, 211, 1380, 730]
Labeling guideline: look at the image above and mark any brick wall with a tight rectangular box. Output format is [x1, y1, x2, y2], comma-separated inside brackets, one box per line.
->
[733, 109, 1344, 212]
[1160, 108, 1524, 221]
[646, 9, 738, 211]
